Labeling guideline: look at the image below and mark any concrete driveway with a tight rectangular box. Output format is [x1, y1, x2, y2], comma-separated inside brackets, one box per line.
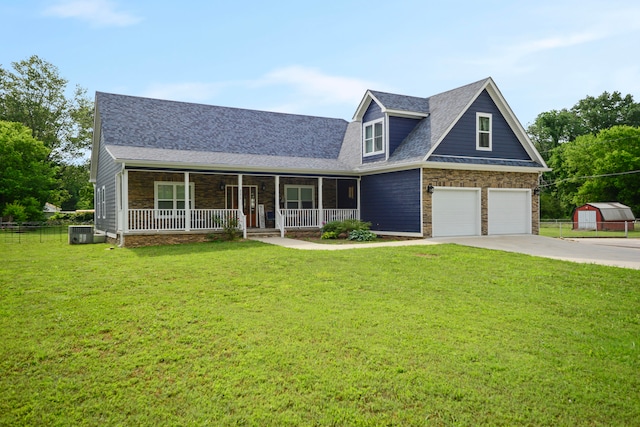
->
[252, 235, 640, 270]
[431, 235, 640, 270]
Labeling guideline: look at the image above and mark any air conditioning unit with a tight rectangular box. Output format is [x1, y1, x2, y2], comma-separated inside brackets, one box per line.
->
[68, 225, 94, 244]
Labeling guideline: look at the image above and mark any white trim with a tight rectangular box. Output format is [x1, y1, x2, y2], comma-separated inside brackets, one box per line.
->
[432, 186, 482, 237]
[154, 181, 195, 211]
[284, 184, 315, 209]
[101, 185, 106, 219]
[385, 109, 429, 118]
[476, 112, 492, 151]
[362, 118, 385, 157]
[487, 188, 532, 235]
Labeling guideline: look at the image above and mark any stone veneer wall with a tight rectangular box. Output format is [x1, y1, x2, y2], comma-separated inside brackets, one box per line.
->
[421, 168, 540, 237]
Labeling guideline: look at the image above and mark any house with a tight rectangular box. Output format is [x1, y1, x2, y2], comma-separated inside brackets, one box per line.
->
[43, 202, 60, 219]
[573, 202, 635, 231]
[90, 77, 549, 247]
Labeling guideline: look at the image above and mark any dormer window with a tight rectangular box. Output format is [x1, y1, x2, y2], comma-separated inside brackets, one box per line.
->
[476, 112, 492, 151]
[363, 119, 384, 156]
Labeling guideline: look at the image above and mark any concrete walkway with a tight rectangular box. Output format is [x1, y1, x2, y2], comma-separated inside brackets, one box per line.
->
[250, 235, 640, 270]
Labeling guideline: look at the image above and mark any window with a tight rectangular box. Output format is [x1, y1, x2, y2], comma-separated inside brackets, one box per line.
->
[95, 187, 101, 219]
[476, 112, 492, 151]
[285, 185, 314, 209]
[363, 119, 384, 155]
[101, 186, 106, 219]
[154, 182, 194, 212]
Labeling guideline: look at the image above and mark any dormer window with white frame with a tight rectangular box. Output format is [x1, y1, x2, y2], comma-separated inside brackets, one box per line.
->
[476, 112, 492, 151]
[363, 119, 384, 156]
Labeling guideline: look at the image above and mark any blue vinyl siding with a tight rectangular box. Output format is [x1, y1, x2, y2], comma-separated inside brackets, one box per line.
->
[360, 169, 421, 233]
[389, 116, 420, 155]
[362, 100, 383, 123]
[433, 90, 530, 160]
[363, 152, 386, 163]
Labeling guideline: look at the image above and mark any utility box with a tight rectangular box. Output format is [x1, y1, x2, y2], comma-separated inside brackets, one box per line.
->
[68, 225, 94, 244]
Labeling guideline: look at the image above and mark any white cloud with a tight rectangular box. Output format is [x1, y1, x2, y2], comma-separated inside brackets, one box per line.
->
[137, 67, 384, 118]
[44, 0, 141, 27]
[251, 65, 381, 113]
[257, 66, 380, 106]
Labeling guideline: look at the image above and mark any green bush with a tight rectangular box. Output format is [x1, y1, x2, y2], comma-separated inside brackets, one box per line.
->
[321, 231, 339, 239]
[2, 202, 27, 223]
[347, 229, 377, 241]
[321, 219, 371, 238]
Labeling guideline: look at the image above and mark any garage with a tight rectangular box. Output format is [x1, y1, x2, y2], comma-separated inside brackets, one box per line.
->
[432, 187, 481, 237]
[488, 189, 531, 235]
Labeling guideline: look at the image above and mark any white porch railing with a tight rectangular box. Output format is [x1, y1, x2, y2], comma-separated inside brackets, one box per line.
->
[322, 209, 359, 224]
[127, 208, 359, 232]
[279, 209, 359, 229]
[127, 209, 243, 232]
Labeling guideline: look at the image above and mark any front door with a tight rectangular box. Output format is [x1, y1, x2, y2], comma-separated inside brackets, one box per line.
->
[227, 185, 258, 228]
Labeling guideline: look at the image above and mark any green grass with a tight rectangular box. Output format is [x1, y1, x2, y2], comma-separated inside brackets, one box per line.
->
[540, 221, 640, 238]
[1, 234, 639, 426]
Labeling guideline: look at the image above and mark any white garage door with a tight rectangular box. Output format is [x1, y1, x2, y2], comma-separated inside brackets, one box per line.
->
[488, 189, 531, 235]
[432, 188, 481, 237]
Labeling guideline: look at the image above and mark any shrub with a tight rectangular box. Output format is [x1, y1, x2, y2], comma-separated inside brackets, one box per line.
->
[322, 219, 372, 238]
[321, 231, 339, 239]
[213, 213, 240, 241]
[347, 229, 377, 241]
[3, 202, 27, 223]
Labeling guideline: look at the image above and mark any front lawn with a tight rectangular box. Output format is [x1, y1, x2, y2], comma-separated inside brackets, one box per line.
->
[1, 237, 639, 426]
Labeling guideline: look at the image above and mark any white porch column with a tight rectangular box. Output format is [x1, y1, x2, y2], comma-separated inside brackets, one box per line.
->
[184, 172, 190, 231]
[275, 175, 282, 237]
[237, 174, 246, 238]
[123, 169, 129, 232]
[318, 177, 323, 228]
[275, 175, 280, 214]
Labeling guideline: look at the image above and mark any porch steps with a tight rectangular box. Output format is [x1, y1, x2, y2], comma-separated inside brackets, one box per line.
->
[245, 228, 281, 238]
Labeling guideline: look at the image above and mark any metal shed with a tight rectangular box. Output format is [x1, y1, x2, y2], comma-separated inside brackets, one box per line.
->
[573, 202, 635, 231]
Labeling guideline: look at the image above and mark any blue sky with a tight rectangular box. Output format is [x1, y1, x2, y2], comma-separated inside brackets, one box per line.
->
[2, 0, 640, 126]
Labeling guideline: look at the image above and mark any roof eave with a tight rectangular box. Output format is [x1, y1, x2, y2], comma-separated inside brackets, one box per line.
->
[115, 158, 360, 177]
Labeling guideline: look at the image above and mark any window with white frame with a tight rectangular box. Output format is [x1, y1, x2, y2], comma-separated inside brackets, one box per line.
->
[95, 187, 101, 219]
[363, 119, 384, 155]
[285, 185, 314, 209]
[101, 186, 106, 219]
[476, 112, 492, 151]
[154, 182, 194, 211]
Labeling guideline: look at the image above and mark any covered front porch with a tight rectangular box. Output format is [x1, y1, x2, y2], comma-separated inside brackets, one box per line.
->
[117, 169, 360, 238]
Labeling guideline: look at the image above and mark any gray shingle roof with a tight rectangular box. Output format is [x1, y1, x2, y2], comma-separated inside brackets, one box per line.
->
[94, 77, 546, 174]
[96, 92, 348, 159]
[368, 90, 430, 114]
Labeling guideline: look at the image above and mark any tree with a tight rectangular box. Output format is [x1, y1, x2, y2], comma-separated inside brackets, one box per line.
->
[0, 121, 56, 220]
[0, 55, 93, 163]
[571, 91, 640, 136]
[552, 126, 640, 215]
[527, 109, 584, 161]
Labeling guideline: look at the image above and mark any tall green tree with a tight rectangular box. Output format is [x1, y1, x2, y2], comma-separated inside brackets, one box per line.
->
[571, 91, 640, 136]
[0, 121, 56, 220]
[551, 126, 640, 215]
[0, 55, 93, 163]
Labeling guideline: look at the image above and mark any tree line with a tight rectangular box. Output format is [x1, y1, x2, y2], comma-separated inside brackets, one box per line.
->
[0, 55, 93, 222]
[1, 55, 639, 221]
[528, 92, 640, 218]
